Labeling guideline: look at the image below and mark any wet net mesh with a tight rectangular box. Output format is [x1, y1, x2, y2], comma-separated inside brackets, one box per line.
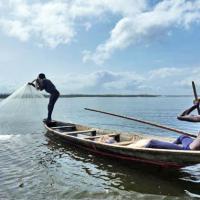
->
[0, 84, 47, 134]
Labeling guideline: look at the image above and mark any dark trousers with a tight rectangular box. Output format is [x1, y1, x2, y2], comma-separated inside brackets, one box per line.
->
[48, 91, 59, 121]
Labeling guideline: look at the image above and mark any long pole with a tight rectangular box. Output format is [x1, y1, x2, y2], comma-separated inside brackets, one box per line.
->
[192, 81, 200, 115]
[84, 108, 197, 138]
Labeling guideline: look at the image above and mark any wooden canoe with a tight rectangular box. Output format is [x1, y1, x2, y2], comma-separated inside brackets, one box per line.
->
[44, 120, 200, 168]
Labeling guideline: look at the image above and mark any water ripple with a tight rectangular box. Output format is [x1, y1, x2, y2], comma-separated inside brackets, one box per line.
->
[1, 97, 200, 199]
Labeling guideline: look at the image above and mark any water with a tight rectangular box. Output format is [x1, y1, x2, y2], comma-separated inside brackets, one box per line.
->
[1, 96, 200, 199]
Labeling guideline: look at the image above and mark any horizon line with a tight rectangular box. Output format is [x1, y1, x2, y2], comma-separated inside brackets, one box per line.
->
[0, 93, 193, 98]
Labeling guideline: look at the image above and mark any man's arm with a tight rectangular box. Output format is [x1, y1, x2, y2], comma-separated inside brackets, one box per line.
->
[28, 79, 36, 87]
[177, 103, 200, 122]
[177, 115, 200, 122]
[36, 79, 44, 91]
[28, 79, 42, 90]
[179, 104, 198, 116]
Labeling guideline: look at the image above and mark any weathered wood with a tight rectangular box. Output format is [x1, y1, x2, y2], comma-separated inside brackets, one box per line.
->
[62, 129, 96, 135]
[85, 108, 197, 138]
[51, 125, 76, 129]
[113, 141, 134, 146]
[44, 120, 200, 168]
[84, 133, 120, 140]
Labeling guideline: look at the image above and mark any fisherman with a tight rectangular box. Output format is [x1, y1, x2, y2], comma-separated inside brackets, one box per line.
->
[177, 102, 200, 122]
[141, 103, 200, 150]
[144, 134, 200, 150]
[28, 73, 60, 123]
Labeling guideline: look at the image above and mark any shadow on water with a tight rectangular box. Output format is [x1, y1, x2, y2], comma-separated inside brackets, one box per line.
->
[44, 132, 200, 198]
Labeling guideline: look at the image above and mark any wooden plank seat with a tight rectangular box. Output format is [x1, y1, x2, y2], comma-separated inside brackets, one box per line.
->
[61, 129, 96, 136]
[113, 140, 134, 146]
[51, 125, 76, 129]
[84, 133, 120, 140]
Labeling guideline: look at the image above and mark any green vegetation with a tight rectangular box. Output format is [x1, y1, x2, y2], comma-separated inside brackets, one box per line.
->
[0, 93, 160, 98]
[58, 94, 160, 97]
[0, 94, 10, 98]
[0, 93, 193, 98]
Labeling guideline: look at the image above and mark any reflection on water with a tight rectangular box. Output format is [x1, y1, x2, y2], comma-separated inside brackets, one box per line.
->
[44, 133, 200, 199]
[181, 164, 200, 183]
[1, 97, 200, 199]
[180, 164, 200, 198]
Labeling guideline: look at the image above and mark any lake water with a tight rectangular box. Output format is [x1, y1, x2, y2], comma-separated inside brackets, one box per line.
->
[1, 97, 200, 199]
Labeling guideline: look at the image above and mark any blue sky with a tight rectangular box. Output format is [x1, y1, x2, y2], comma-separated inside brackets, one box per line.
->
[0, 0, 200, 95]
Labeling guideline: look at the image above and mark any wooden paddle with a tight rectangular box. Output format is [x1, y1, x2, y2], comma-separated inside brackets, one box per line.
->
[192, 81, 200, 115]
[84, 108, 197, 138]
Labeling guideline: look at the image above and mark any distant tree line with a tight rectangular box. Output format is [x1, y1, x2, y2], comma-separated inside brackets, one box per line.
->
[0, 93, 191, 99]
[0, 94, 10, 98]
[57, 94, 161, 98]
[0, 93, 160, 98]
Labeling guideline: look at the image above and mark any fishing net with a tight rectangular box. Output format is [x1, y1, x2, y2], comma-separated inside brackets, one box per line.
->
[0, 84, 47, 134]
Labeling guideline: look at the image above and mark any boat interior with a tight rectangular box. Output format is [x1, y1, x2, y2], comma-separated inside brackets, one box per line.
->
[46, 121, 152, 148]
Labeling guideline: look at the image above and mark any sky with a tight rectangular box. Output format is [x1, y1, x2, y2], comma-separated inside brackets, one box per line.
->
[0, 0, 200, 95]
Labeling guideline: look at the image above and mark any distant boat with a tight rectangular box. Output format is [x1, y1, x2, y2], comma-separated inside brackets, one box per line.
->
[44, 120, 200, 168]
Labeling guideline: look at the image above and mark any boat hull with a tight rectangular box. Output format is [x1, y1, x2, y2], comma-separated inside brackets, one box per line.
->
[44, 121, 200, 168]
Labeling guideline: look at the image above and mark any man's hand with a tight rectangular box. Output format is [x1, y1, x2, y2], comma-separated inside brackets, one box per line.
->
[193, 98, 200, 105]
[28, 82, 35, 87]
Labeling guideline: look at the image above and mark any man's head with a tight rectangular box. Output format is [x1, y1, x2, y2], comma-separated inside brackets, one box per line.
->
[38, 73, 46, 79]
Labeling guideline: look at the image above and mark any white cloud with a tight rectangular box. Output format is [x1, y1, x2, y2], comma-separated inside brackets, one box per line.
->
[51, 67, 200, 95]
[83, 22, 92, 31]
[31, 2, 75, 48]
[149, 67, 183, 79]
[69, 0, 146, 18]
[0, 0, 200, 62]
[53, 70, 144, 94]
[0, 19, 30, 41]
[1, 67, 200, 95]
[83, 0, 200, 64]
[175, 67, 200, 87]
[0, 0, 75, 47]
[0, 0, 146, 48]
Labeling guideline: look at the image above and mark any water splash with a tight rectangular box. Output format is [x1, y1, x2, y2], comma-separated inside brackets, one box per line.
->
[0, 134, 14, 140]
[0, 84, 47, 134]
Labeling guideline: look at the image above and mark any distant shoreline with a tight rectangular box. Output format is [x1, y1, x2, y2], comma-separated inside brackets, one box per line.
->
[0, 94, 193, 98]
